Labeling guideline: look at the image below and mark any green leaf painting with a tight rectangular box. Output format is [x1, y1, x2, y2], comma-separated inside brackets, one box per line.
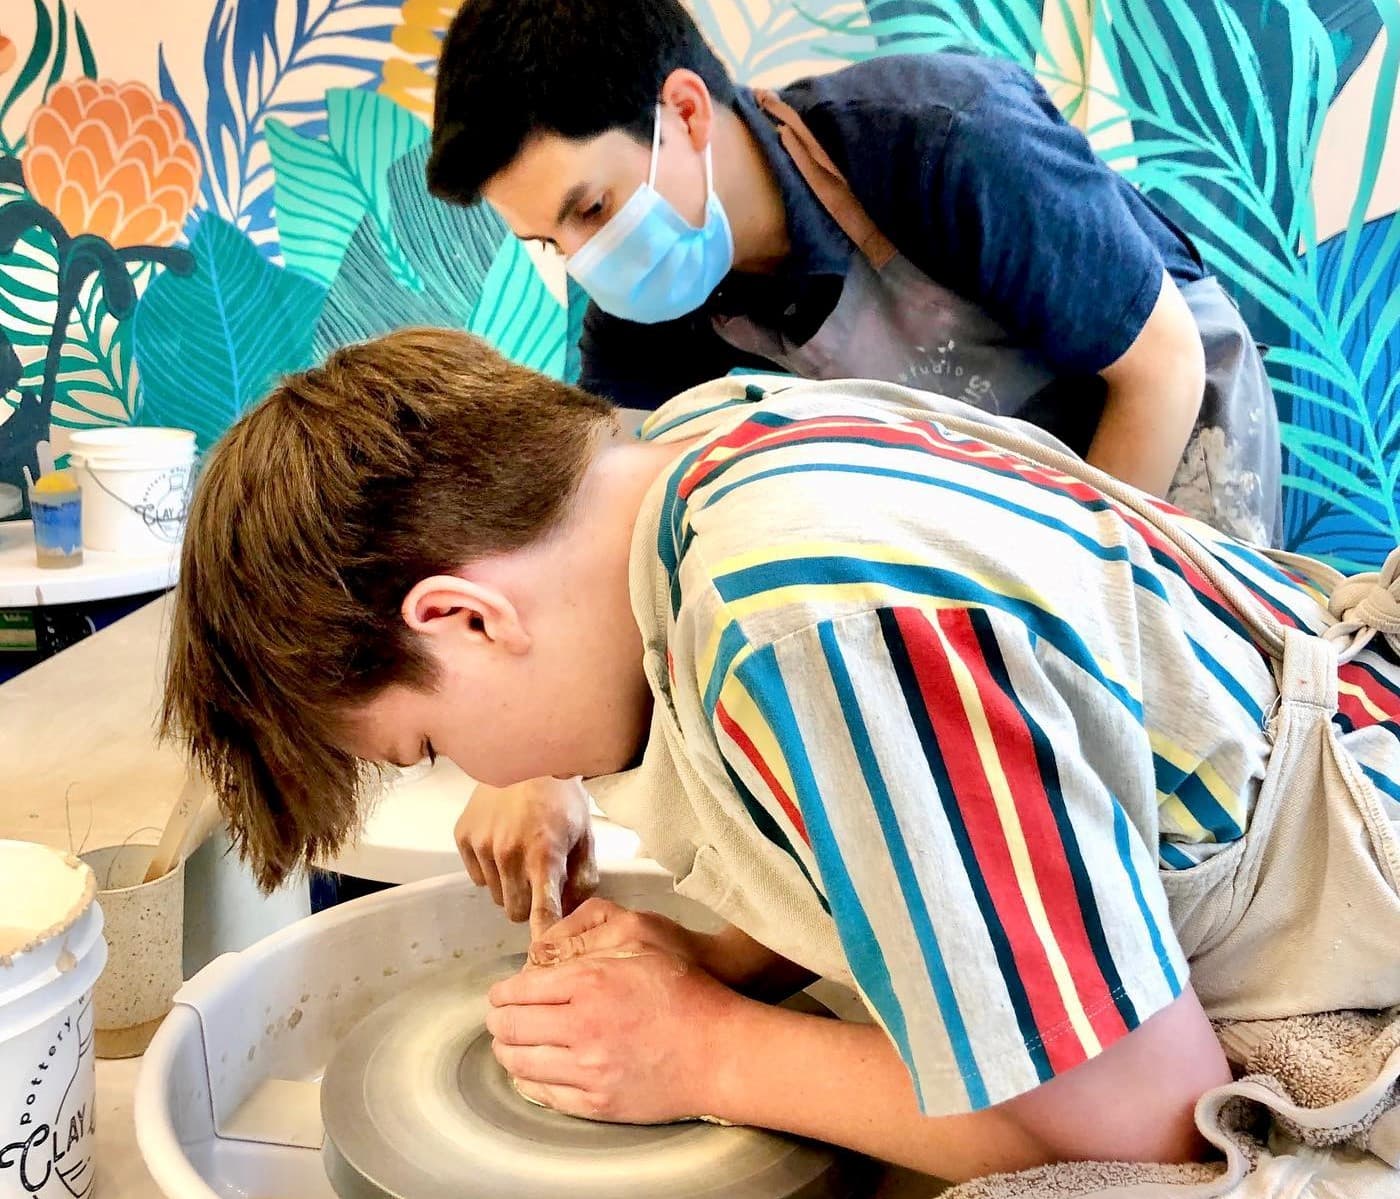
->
[0, 178, 60, 356]
[0, 179, 148, 428]
[809, 0, 1090, 120]
[312, 212, 460, 357]
[564, 276, 589, 385]
[386, 142, 501, 325]
[689, 1, 876, 87]
[467, 234, 567, 377]
[313, 139, 566, 377]
[53, 265, 145, 427]
[132, 213, 327, 449]
[266, 87, 430, 289]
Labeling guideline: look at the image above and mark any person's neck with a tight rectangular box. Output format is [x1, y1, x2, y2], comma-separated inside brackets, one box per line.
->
[712, 104, 790, 275]
[584, 431, 707, 540]
[544, 430, 707, 587]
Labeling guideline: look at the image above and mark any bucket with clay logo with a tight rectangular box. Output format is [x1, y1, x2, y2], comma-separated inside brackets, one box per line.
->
[67, 427, 195, 554]
[0, 839, 107, 1199]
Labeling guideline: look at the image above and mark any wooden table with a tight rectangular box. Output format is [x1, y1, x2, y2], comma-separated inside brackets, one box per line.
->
[1, 595, 182, 1198]
[0, 595, 184, 851]
[0, 594, 183, 849]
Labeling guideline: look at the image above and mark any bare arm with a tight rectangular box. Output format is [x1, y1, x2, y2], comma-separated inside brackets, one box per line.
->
[1088, 270, 1205, 497]
[702, 986, 1228, 1180]
[493, 938, 1229, 1180]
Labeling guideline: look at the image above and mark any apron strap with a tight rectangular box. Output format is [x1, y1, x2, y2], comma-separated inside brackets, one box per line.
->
[1279, 626, 1338, 712]
[753, 88, 899, 271]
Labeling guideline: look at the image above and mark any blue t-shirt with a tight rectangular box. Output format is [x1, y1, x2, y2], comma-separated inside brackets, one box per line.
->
[578, 52, 1206, 414]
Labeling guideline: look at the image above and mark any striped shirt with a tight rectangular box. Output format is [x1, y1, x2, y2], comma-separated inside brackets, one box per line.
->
[591, 376, 1400, 1115]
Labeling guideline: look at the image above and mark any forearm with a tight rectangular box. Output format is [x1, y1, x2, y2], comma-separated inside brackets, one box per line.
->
[696, 924, 816, 1002]
[698, 988, 1223, 1180]
[700, 1001, 1050, 1181]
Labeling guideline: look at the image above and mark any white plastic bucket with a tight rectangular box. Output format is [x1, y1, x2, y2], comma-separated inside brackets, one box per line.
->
[68, 427, 196, 553]
[0, 840, 108, 1198]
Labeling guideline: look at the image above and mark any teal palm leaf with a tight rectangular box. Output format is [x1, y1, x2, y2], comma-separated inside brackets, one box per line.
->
[267, 88, 429, 288]
[133, 214, 327, 449]
[808, 1, 1089, 118]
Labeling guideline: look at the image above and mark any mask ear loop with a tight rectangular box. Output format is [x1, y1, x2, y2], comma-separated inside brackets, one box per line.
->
[647, 103, 663, 190]
[652, 102, 717, 206]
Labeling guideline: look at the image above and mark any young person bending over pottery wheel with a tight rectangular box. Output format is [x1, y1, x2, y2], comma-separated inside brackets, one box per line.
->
[162, 330, 1400, 1183]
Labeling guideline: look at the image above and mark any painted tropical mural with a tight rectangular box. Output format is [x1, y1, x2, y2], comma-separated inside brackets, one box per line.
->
[0, 0, 1395, 570]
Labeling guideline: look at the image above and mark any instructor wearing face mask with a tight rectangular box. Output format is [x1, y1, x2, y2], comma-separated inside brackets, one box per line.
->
[425, 0, 1285, 934]
[429, 0, 1282, 548]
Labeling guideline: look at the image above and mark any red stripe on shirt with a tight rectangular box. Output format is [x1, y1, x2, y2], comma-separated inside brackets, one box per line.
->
[895, 605, 1094, 1072]
[934, 607, 1132, 1049]
[715, 699, 809, 845]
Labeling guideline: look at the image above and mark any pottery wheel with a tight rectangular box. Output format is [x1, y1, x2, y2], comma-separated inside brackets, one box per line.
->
[321, 955, 869, 1199]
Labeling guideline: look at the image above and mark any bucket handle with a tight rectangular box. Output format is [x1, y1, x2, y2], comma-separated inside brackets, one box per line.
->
[79, 457, 196, 545]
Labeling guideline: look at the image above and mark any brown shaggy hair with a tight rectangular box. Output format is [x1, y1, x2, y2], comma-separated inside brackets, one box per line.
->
[161, 328, 617, 890]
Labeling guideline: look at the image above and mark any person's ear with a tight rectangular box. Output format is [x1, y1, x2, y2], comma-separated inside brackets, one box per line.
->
[659, 68, 714, 153]
[401, 575, 531, 654]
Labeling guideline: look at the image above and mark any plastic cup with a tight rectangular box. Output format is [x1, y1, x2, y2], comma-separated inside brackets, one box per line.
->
[29, 472, 83, 569]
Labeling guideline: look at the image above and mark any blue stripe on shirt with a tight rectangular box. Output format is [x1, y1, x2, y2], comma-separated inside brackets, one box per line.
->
[737, 643, 927, 1105]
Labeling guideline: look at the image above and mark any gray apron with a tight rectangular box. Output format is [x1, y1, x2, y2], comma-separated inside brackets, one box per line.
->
[713, 90, 1283, 546]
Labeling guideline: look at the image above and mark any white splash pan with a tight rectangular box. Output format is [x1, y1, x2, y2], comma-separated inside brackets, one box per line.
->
[136, 865, 941, 1198]
[134, 863, 702, 1199]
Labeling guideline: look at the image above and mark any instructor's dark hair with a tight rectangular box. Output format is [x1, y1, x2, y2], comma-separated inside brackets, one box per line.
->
[428, 0, 737, 206]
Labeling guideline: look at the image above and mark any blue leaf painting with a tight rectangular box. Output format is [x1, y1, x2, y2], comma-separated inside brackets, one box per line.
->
[132, 213, 328, 449]
[1283, 213, 1400, 570]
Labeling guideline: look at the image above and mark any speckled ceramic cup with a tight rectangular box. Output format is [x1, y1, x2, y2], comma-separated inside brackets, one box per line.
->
[78, 844, 184, 1059]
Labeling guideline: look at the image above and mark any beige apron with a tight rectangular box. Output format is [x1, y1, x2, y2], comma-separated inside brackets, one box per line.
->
[712, 91, 1283, 546]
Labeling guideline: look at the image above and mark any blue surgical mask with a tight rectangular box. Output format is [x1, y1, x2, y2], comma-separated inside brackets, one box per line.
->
[565, 106, 734, 324]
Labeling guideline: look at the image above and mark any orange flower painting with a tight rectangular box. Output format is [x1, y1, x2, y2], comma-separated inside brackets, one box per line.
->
[22, 79, 201, 248]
